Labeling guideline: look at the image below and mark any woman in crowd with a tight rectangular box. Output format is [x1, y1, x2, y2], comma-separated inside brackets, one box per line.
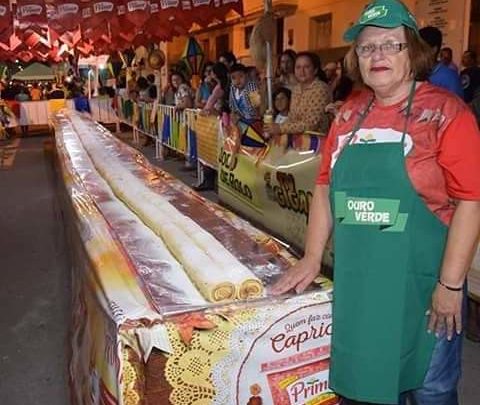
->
[264, 51, 331, 136]
[195, 62, 215, 109]
[161, 69, 176, 106]
[275, 49, 297, 90]
[202, 62, 230, 116]
[330, 58, 354, 102]
[171, 71, 194, 110]
[194, 62, 231, 192]
[272, 0, 480, 404]
[273, 87, 291, 124]
[325, 58, 356, 116]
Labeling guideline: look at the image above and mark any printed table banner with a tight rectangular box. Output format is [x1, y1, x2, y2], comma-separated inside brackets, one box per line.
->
[160, 295, 339, 404]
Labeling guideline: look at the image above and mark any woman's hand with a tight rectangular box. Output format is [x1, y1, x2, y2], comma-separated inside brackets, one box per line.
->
[264, 123, 281, 135]
[270, 256, 321, 296]
[325, 101, 344, 115]
[428, 283, 463, 340]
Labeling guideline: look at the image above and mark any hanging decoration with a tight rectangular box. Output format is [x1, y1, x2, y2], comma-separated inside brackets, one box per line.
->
[123, 0, 151, 27]
[0, 0, 243, 62]
[56, 0, 82, 32]
[181, 36, 204, 76]
[17, 0, 47, 26]
[0, 0, 11, 33]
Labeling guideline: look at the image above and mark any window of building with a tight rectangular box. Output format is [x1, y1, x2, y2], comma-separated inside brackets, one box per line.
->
[216, 34, 230, 59]
[201, 39, 210, 61]
[469, 0, 480, 60]
[309, 13, 332, 51]
[244, 25, 254, 50]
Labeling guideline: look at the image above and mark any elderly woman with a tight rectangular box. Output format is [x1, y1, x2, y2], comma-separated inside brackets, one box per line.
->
[265, 51, 331, 136]
[272, 1, 480, 404]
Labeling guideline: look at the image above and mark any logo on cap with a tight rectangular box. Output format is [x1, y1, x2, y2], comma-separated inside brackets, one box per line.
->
[360, 5, 388, 23]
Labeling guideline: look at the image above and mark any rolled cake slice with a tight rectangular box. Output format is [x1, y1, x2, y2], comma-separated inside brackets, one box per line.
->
[178, 220, 265, 299]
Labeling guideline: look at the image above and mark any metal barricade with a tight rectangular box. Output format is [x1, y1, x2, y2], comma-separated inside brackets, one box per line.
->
[114, 98, 212, 164]
[194, 113, 220, 169]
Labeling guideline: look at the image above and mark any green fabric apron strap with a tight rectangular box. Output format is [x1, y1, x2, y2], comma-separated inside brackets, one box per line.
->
[329, 81, 449, 403]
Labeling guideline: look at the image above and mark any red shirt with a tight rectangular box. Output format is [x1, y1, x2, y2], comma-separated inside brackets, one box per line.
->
[317, 82, 480, 225]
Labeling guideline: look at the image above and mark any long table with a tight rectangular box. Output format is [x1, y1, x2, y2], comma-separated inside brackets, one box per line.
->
[54, 111, 339, 405]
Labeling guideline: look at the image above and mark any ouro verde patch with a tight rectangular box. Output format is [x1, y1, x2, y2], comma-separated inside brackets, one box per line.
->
[360, 5, 388, 23]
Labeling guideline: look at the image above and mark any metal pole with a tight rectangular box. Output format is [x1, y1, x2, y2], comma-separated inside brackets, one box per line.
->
[265, 0, 274, 113]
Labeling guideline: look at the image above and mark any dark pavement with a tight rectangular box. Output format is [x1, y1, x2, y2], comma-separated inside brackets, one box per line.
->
[0, 136, 70, 404]
[0, 131, 478, 404]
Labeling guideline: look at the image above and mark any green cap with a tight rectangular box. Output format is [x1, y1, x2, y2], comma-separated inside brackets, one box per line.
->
[344, 0, 418, 42]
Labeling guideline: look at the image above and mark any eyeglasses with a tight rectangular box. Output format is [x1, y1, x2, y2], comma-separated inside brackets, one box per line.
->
[355, 41, 408, 57]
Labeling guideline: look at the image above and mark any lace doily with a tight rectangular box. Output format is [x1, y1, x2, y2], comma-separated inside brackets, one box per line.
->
[121, 346, 144, 405]
[212, 310, 271, 405]
[164, 311, 255, 404]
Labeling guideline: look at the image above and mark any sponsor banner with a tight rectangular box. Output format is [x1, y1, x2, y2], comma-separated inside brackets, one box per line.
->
[211, 300, 339, 405]
[218, 124, 324, 252]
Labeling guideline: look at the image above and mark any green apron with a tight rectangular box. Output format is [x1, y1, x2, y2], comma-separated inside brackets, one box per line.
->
[329, 82, 448, 404]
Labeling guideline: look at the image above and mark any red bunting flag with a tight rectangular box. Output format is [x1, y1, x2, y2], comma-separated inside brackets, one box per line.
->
[16, 0, 47, 25]
[56, 0, 81, 32]
[0, 0, 11, 33]
[123, 0, 150, 27]
[91, 0, 116, 25]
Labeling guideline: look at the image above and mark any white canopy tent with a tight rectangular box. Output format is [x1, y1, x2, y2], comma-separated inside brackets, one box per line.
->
[12, 63, 55, 82]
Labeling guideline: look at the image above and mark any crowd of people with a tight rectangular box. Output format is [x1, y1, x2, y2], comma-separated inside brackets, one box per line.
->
[0, 76, 86, 102]
[154, 50, 356, 135]
[120, 35, 480, 198]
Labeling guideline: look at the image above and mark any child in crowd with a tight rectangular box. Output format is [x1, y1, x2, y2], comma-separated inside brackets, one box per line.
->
[229, 63, 260, 123]
[273, 87, 291, 124]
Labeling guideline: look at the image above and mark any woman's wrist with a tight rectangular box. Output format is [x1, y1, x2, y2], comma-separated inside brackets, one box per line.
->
[303, 249, 324, 268]
[437, 278, 463, 291]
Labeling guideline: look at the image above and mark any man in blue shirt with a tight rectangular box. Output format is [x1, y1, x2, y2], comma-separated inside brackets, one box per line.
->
[419, 26, 464, 99]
